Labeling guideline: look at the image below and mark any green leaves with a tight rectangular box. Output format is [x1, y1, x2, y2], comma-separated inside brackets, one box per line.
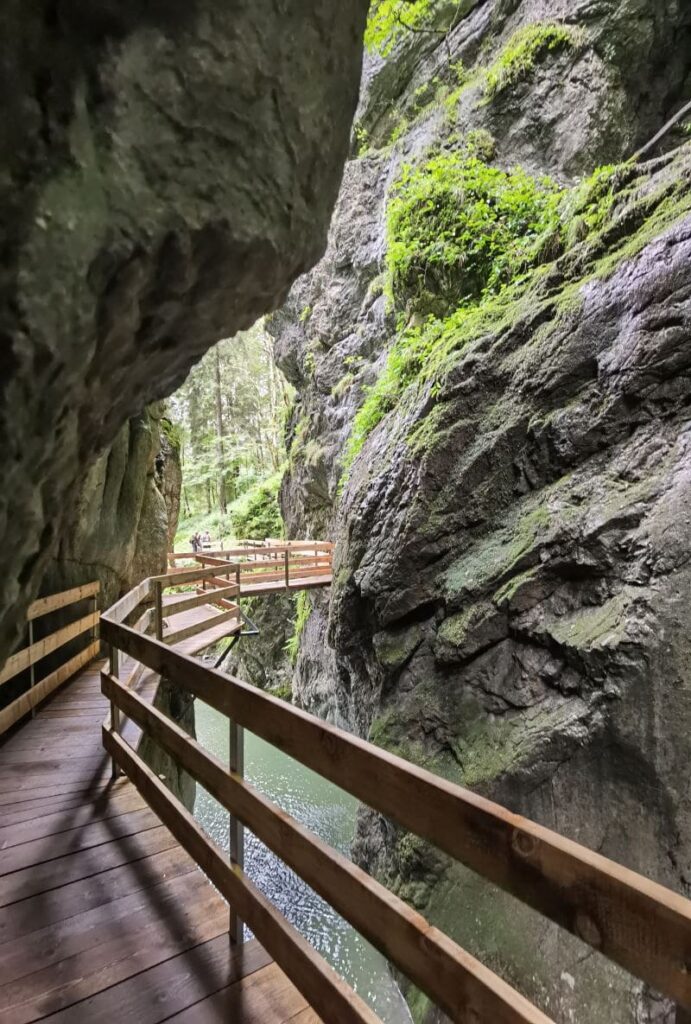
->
[169, 320, 292, 542]
[284, 590, 311, 663]
[386, 152, 564, 313]
[229, 470, 284, 540]
[365, 0, 434, 56]
[341, 152, 565, 475]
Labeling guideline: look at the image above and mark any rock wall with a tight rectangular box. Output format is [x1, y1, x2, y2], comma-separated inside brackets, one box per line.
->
[270, 2, 691, 1021]
[40, 403, 181, 608]
[0, 0, 368, 666]
[158, 418, 183, 554]
[222, 593, 297, 695]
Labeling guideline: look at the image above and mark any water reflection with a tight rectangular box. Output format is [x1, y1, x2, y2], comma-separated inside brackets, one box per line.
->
[194, 699, 411, 1023]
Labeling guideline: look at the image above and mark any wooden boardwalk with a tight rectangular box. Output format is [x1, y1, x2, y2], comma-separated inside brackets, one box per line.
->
[4, 557, 691, 1023]
[0, 607, 319, 1024]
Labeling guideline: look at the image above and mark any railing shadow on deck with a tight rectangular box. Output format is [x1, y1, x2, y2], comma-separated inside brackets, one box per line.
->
[101, 555, 691, 1024]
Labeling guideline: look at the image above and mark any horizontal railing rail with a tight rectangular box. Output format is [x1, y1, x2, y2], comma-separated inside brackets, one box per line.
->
[102, 668, 551, 1024]
[169, 540, 334, 562]
[0, 581, 100, 735]
[100, 568, 691, 1023]
[102, 721, 381, 1024]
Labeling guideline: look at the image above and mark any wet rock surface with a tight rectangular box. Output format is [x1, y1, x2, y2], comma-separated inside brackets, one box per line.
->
[39, 404, 181, 608]
[222, 593, 297, 695]
[0, 0, 368, 661]
[271, 1, 691, 1020]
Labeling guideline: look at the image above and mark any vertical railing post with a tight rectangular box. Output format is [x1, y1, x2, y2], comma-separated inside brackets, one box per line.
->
[235, 563, 241, 592]
[91, 591, 99, 646]
[109, 644, 120, 779]
[284, 549, 290, 590]
[228, 718, 245, 944]
[153, 580, 163, 641]
[28, 619, 36, 718]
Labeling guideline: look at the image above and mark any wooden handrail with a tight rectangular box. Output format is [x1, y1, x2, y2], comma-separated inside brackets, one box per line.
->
[102, 671, 553, 1024]
[163, 584, 240, 617]
[159, 547, 333, 602]
[169, 541, 334, 561]
[105, 578, 151, 624]
[162, 605, 240, 647]
[0, 581, 100, 735]
[102, 726, 380, 1024]
[0, 611, 98, 686]
[150, 562, 239, 586]
[99, 616, 691, 1011]
[27, 581, 99, 620]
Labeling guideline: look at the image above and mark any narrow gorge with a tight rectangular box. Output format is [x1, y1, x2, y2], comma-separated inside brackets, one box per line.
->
[1, 3, 691, 1023]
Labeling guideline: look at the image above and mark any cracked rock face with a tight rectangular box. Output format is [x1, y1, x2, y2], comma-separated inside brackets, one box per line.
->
[0, 0, 367, 663]
[270, 0, 691, 1019]
[39, 404, 181, 608]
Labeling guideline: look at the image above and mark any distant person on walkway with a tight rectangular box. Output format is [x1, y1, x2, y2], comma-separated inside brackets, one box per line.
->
[202, 530, 211, 547]
[190, 532, 200, 553]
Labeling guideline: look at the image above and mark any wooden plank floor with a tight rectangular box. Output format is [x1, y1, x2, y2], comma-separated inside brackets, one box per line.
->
[0, 620, 320, 1023]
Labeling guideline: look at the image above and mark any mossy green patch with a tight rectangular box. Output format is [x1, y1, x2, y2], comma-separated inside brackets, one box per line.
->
[386, 153, 564, 313]
[331, 372, 355, 400]
[447, 709, 521, 787]
[371, 690, 527, 789]
[342, 143, 691, 484]
[406, 402, 456, 453]
[483, 22, 581, 100]
[492, 567, 541, 608]
[229, 470, 284, 539]
[284, 589, 311, 664]
[546, 592, 630, 651]
[435, 600, 502, 652]
[444, 502, 550, 600]
[160, 415, 182, 452]
[268, 683, 293, 702]
[365, 0, 435, 56]
[373, 623, 423, 670]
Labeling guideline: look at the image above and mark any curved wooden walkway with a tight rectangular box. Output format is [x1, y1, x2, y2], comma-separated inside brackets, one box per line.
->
[3, 547, 691, 1023]
[0, 605, 320, 1024]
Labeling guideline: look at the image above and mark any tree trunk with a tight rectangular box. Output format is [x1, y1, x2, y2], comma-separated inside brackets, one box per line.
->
[214, 346, 227, 513]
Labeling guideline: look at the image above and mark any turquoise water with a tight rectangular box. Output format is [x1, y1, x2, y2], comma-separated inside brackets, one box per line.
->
[194, 699, 411, 1022]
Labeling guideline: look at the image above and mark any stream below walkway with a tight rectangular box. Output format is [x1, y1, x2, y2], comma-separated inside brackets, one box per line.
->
[194, 698, 412, 1023]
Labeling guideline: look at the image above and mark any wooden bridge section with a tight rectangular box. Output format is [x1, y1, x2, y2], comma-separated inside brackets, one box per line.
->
[2, 539, 691, 1023]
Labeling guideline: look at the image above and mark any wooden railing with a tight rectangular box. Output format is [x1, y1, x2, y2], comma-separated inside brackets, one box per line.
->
[0, 582, 100, 735]
[168, 540, 333, 592]
[101, 563, 691, 1024]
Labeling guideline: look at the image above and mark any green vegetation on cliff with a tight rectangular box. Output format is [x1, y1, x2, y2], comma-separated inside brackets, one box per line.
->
[483, 23, 579, 99]
[284, 589, 312, 663]
[344, 153, 564, 469]
[343, 145, 691, 476]
[387, 152, 563, 311]
[365, 0, 434, 55]
[228, 470, 284, 540]
[365, 0, 474, 57]
[360, 15, 580, 150]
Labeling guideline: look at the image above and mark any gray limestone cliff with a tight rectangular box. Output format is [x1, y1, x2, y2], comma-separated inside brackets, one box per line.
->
[269, 1, 691, 1021]
[40, 403, 181, 607]
[0, 0, 368, 665]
